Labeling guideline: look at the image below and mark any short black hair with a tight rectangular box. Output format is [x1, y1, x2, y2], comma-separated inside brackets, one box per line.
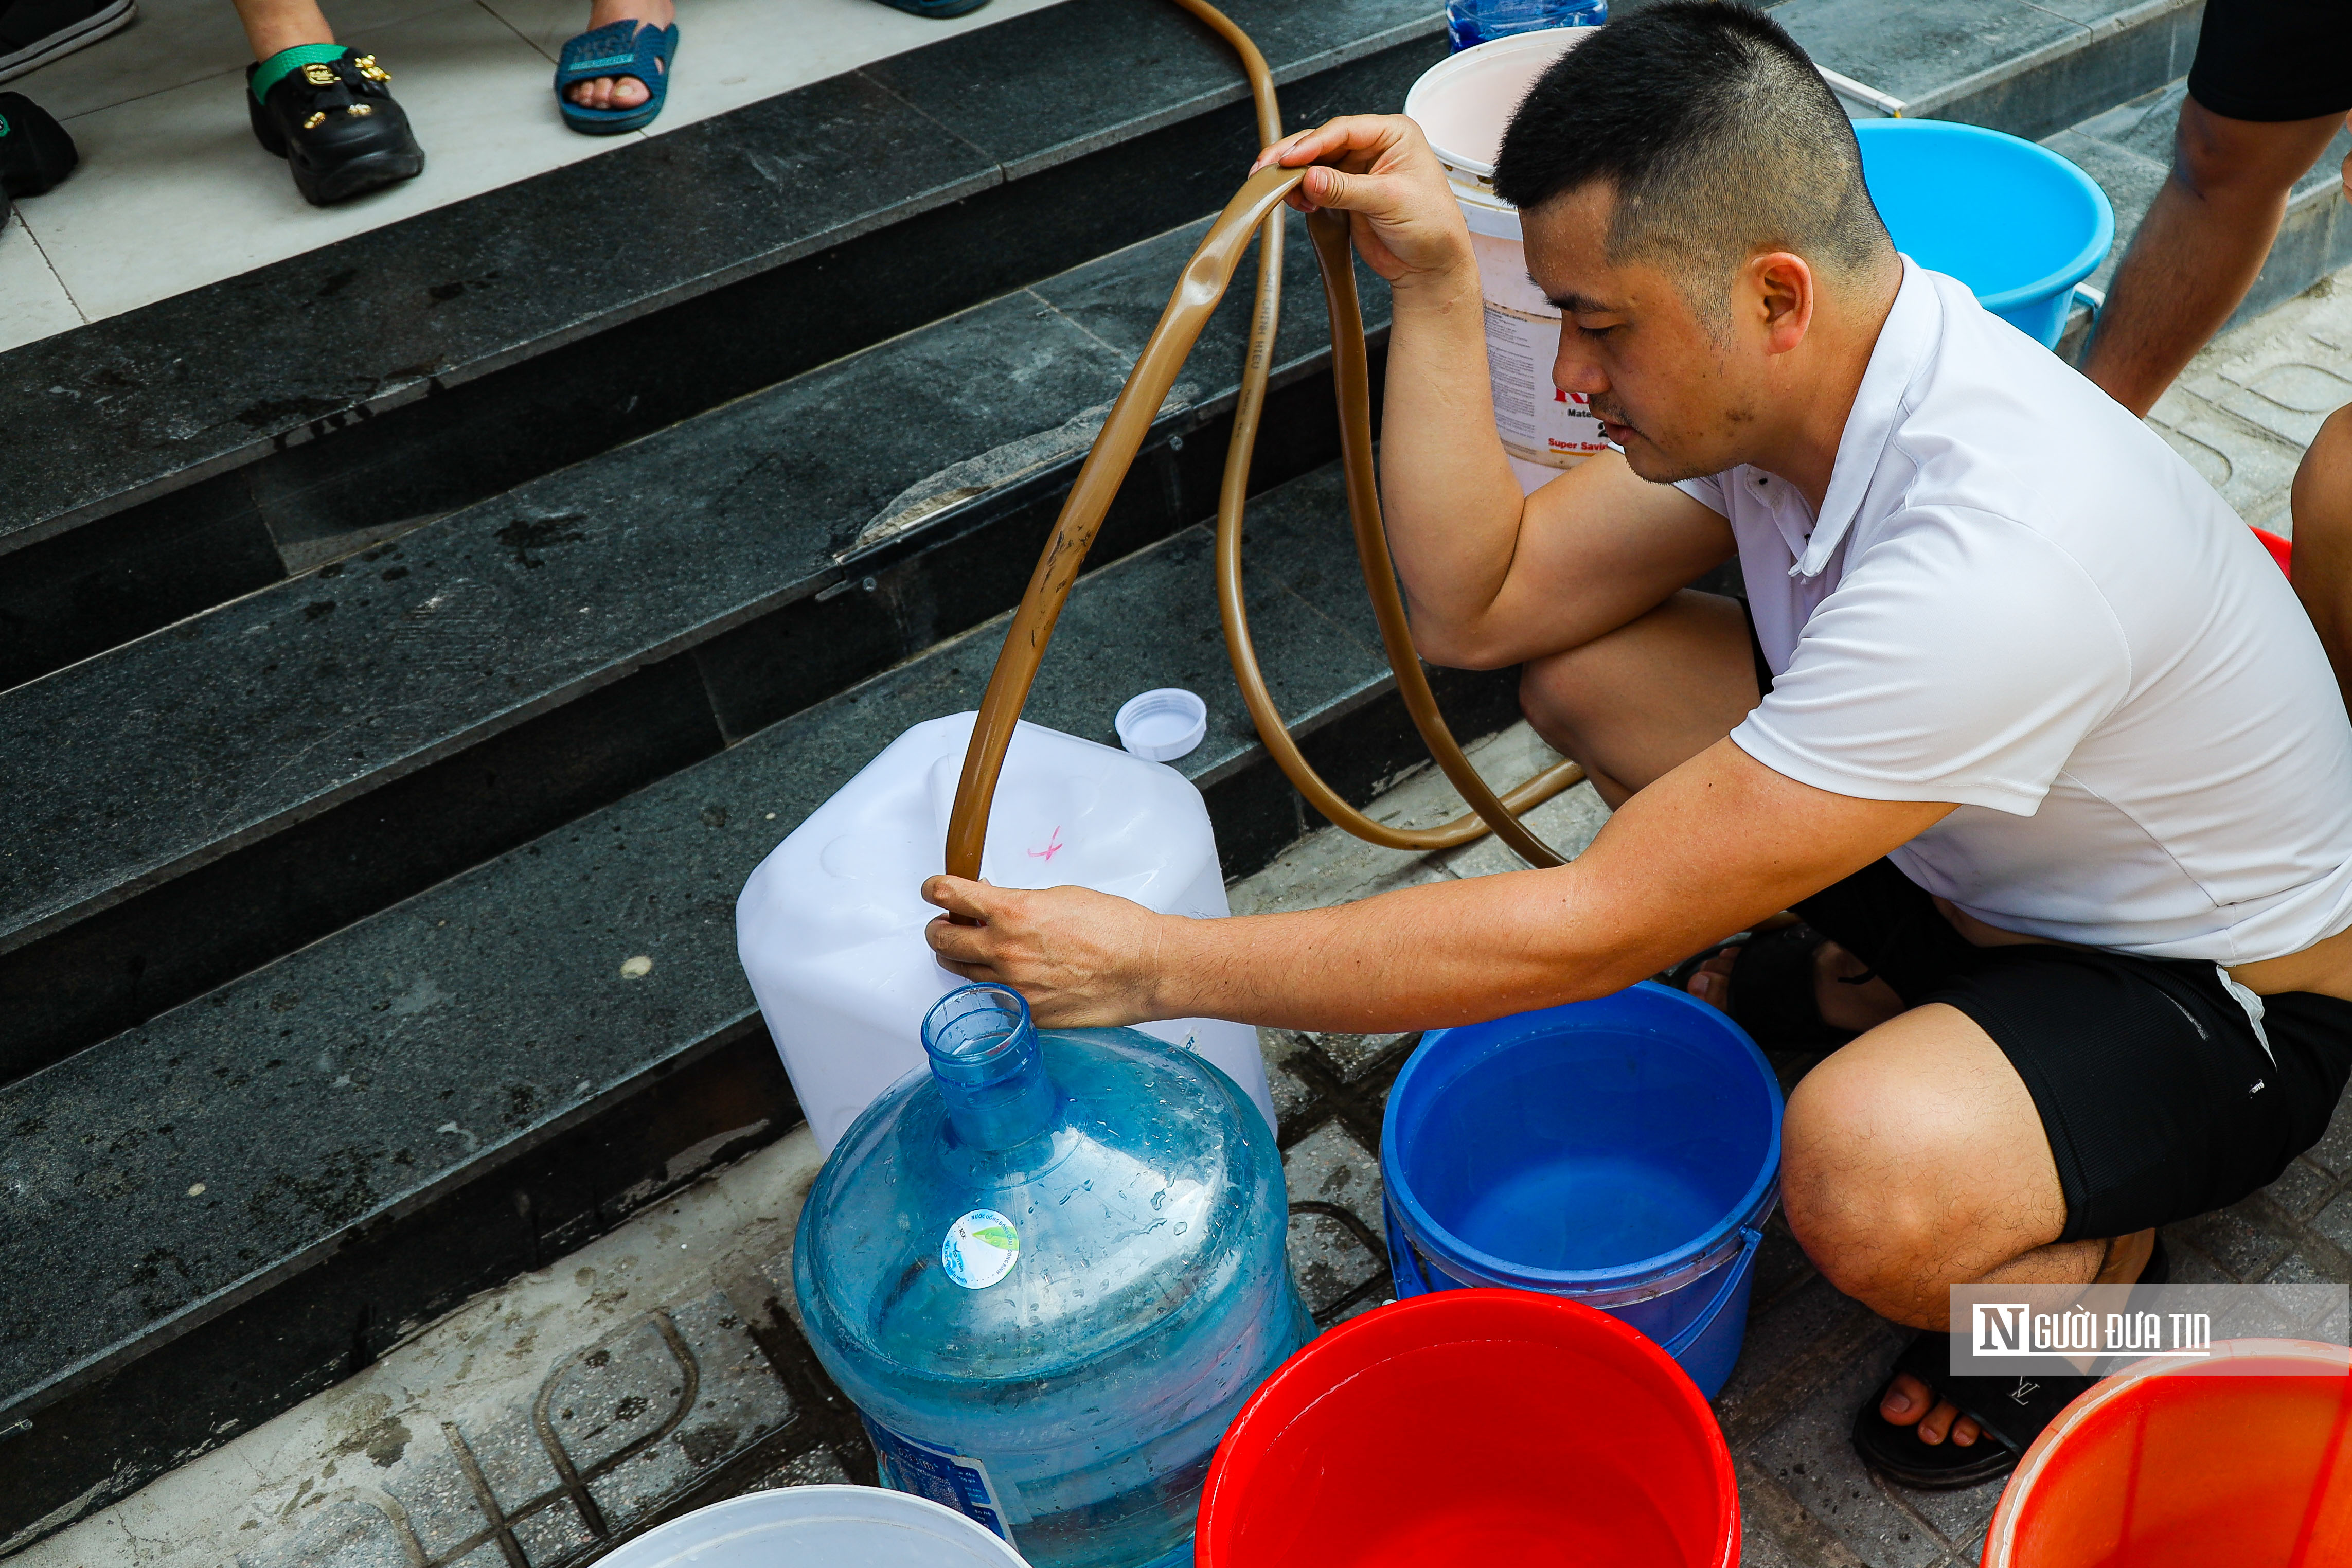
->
[1491, 2, 1890, 311]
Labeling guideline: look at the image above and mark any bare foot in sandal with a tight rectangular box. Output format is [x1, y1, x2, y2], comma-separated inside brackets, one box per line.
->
[566, 0, 674, 112]
[1875, 1228, 2157, 1451]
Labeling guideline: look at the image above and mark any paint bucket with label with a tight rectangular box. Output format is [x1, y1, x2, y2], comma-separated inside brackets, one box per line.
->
[595, 1487, 1029, 1567]
[1379, 982, 1783, 1399]
[1405, 26, 1610, 494]
[1196, 1289, 1740, 1567]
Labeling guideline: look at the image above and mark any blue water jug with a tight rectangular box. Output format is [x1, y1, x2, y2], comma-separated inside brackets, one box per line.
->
[1447, 0, 1605, 51]
[794, 983, 1310, 1568]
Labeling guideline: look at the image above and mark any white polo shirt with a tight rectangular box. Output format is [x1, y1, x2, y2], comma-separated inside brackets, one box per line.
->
[1677, 260, 2352, 966]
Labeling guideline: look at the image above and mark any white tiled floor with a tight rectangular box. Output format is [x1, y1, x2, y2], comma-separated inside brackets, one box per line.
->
[0, 209, 82, 344]
[2150, 270, 2352, 536]
[0, 0, 1070, 349]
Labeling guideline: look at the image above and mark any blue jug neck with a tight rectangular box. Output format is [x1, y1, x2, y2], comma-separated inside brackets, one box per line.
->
[922, 984, 1059, 1151]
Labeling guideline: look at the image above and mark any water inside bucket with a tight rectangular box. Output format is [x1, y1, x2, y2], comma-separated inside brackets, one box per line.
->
[1399, 1012, 1774, 1277]
[1457, 1152, 1727, 1271]
[1345, 1488, 1685, 1566]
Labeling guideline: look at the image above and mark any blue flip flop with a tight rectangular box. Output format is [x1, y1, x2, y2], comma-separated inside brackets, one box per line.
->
[555, 20, 676, 135]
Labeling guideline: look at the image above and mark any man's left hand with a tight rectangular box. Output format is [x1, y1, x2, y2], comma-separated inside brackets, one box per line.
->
[923, 876, 1170, 1027]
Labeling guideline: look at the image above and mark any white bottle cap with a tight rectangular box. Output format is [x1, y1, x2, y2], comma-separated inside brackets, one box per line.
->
[1115, 687, 1208, 763]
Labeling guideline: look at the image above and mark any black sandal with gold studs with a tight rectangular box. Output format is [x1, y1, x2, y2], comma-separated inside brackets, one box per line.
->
[246, 46, 423, 207]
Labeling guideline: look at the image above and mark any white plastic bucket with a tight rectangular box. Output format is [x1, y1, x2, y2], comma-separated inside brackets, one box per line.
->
[736, 711, 1276, 1152]
[1405, 27, 1607, 493]
[595, 1486, 1028, 1567]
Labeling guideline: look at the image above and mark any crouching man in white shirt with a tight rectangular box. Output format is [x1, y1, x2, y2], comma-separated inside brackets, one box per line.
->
[921, 2, 2352, 1488]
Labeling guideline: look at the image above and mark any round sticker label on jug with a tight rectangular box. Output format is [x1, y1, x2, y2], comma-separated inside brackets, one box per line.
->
[942, 1209, 1020, 1288]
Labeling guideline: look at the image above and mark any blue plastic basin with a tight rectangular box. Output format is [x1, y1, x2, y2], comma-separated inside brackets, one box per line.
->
[1854, 119, 2115, 348]
[1379, 982, 1784, 1399]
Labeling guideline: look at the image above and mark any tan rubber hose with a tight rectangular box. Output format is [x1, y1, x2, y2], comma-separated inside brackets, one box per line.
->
[943, 0, 1583, 885]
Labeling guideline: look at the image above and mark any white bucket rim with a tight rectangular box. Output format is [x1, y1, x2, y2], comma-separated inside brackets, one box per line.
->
[594, 1485, 1028, 1567]
[1404, 26, 1596, 183]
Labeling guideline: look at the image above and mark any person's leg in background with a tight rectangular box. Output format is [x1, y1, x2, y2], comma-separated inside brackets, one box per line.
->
[2292, 405, 2352, 711]
[2078, 0, 2352, 417]
[2080, 100, 2345, 415]
[235, 0, 423, 205]
[232, 0, 329, 59]
[557, 0, 675, 124]
[553, 0, 989, 138]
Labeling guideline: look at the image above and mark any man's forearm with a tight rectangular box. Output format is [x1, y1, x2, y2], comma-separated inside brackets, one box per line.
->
[1376, 265, 1537, 647]
[1147, 866, 1646, 1032]
[928, 739, 1956, 1032]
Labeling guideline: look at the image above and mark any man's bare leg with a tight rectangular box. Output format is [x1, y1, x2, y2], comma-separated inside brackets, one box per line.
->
[2292, 405, 2352, 713]
[2080, 99, 2346, 417]
[1782, 1004, 2155, 1447]
[1518, 587, 1759, 807]
[1524, 609, 2157, 1445]
[1521, 588, 1908, 1024]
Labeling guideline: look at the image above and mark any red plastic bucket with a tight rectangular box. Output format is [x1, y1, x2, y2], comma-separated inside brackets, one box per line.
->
[1982, 1339, 2352, 1567]
[2253, 524, 2294, 577]
[1196, 1289, 1738, 1568]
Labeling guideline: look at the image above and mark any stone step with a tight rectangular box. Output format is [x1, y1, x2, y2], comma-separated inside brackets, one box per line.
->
[0, 209, 1391, 1088]
[0, 0, 1444, 694]
[0, 453, 1526, 1544]
[0, 0, 2219, 699]
[1789, 0, 2204, 141]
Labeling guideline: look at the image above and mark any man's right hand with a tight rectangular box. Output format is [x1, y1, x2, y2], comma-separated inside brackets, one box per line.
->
[1250, 115, 1475, 292]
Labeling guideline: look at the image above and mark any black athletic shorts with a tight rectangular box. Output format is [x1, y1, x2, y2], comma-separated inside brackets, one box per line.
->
[1794, 861, 2352, 1242]
[1740, 605, 2352, 1239]
[2188, 0, 2352, 123]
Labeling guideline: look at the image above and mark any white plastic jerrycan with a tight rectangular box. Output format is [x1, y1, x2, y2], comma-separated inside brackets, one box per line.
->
[736, 711, 1276, 1152]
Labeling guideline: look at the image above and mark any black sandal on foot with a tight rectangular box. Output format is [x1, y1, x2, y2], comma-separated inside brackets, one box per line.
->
[247, 46, 423, 207]
[1668, 921, 1857, 1052]
[1852, 1237, 2172, 1489]
[0, 91, 76, 200]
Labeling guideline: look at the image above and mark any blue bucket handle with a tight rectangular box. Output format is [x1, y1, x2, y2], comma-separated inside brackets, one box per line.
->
[1384, 1193, 1438, 1297]
[1658, 1225, 1764, 1361]
[1388, 1195, 1765, 1355]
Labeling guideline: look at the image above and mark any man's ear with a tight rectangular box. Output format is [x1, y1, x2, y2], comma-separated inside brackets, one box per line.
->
[1750, 251, 1815, 356]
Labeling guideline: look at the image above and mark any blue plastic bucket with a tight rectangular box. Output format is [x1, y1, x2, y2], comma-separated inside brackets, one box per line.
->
[1380, 982, 1784, 1399]
[1853, 119, 2114, 349]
